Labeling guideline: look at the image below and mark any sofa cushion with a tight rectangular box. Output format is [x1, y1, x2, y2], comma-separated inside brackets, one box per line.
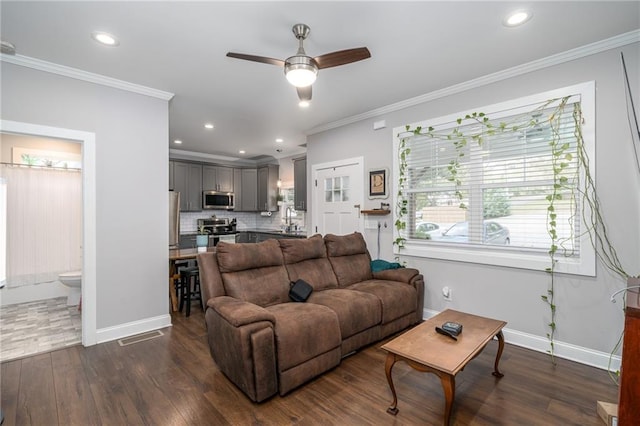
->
[217, 240, 289, 307]
[279, 235, 338, 291]
[217, 239, 283, 272]
[347, 279, 417, 324]
[266, 303, 341, 371]
[308, 289, 381, 339]
[324, 232, 373, 287]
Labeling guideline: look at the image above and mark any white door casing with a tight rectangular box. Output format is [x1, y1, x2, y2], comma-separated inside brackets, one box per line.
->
[312, 157, 364, 236]
[0, 120, 97, 346]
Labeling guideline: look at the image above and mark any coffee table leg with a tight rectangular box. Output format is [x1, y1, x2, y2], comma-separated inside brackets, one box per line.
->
[385, 353, 399, 415]
[492, 330, 505, 378]
[439, 373, 455, 426]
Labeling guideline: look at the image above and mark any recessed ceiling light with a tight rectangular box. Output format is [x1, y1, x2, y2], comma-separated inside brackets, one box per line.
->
[1, 40, 16, 55]
[275, 138, 283, 143]
[299, 100, 310, 108]
[204, 123, 214, 129]
[91, 31, 119, 46]
[173, 139, 182, 144]
[504, 10, 532, 27]
[239, 150, 246, 154]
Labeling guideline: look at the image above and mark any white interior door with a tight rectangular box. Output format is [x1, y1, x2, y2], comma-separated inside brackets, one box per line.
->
[312, 158, 363, 235]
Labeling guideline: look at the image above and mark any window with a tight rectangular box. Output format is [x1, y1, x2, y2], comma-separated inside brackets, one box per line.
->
[324, 176, 350, 202]
[393, 82, 596, 275]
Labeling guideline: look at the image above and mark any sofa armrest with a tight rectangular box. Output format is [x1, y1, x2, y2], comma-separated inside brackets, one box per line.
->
[209, 296, 275, 327]
[372, 268, 425, 324]
[372, 267, 420, 284]
[205, 296, 278, 402]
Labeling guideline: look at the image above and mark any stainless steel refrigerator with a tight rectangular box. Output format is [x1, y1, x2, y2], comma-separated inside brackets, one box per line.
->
[169, 191, 180, 249]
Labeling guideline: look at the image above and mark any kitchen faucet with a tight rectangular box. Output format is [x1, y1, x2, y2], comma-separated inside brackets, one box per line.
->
[285, 207, 293, 232]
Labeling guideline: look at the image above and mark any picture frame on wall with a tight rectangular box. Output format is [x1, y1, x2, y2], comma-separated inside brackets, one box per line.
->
[369, 168, 387, 199]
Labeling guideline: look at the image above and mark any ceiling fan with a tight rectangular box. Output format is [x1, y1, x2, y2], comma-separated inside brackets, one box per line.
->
[226, 24, 371, 103]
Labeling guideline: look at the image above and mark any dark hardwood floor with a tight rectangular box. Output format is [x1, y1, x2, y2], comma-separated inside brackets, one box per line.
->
[1, 307, 618, 425]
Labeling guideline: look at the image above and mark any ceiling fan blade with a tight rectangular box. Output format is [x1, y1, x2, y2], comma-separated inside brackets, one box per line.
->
[226, 52, 285, 67]
[297, 86, 312, 102]
[314, 47, 371, 69]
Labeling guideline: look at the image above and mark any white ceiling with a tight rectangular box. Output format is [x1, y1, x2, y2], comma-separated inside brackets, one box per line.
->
[1, 1, 639, 162]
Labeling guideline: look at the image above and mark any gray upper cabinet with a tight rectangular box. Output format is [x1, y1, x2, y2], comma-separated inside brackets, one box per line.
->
[203, 165, 233, 192]
[233, 168, 242, 210]
[258, 164, 279, 212]
[173, 161, 202, 212]
[293, 157, 307, 211]
[234, 168, 258, 211]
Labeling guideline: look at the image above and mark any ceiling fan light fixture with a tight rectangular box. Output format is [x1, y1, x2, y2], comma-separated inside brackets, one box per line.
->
[285, 56, 318, 87]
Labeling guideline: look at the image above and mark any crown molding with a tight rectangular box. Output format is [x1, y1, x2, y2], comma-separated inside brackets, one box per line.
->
[170, 148, 246, 163]
[0, 53, 174, 101]
[307, 29, 640, 135]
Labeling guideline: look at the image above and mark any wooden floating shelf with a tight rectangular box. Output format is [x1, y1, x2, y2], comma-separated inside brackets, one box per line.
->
[361, 210, 391, 215]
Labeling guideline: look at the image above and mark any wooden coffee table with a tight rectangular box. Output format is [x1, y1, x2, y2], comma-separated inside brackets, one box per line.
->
[381, 309, 506, 426]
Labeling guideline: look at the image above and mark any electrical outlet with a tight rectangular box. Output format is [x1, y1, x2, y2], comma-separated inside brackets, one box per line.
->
[442, 286, 452, 301]
[365, 220, 377, 230]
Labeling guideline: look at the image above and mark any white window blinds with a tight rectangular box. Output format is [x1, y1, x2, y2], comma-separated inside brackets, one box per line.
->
[393, 82, 596, 275]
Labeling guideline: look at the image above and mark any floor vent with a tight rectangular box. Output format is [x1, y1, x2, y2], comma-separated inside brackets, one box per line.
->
[117, 330, 164, 347]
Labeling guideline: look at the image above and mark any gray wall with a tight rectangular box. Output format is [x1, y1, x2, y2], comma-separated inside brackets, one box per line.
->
[307, 43, 640, 355]
[1, 63, 169, 330]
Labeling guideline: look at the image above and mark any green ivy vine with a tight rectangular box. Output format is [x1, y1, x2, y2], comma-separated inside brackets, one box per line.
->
[540, 97, 575, 362]
[393, 97, 616, 361]
[394, 135, 410, 248]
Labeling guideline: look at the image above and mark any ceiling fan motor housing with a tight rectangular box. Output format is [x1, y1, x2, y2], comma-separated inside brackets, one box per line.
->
[292, 23, 311, 40]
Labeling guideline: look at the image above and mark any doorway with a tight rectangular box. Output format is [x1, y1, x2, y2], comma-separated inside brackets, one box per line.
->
[0, 119, 97, 348]
[312, 157, 364, 236]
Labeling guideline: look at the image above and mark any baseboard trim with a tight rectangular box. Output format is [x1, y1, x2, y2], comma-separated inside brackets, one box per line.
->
[423, 309, 620, 372]
[96, 314, 172, 344]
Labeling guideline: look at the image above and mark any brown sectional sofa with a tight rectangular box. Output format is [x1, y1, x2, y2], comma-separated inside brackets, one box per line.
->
[197, 232, 424, 402]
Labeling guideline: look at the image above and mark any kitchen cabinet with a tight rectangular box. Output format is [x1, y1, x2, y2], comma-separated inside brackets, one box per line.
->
[293, 157, 307, 211]
[173, 161, 203, 212]
[179, 234, 197, 249]
[236, 231, 306, 243]
[236, 232, 256, 243]
[203, 165, 234, 192]
[234, 168, 258, 211]
[179, 233, 221, 248]
[257, 164, 279, 212]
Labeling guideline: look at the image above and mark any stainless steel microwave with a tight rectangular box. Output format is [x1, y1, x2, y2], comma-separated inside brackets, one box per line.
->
[203, 191, 234, 210]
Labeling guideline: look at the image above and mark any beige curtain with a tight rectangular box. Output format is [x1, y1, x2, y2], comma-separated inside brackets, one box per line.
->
[0, 165, 81, 287]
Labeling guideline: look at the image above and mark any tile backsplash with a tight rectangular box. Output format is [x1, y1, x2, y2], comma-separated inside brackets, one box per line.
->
[180, 207, 305, 234]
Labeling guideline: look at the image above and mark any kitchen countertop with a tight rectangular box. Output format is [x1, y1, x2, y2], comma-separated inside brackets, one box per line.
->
[169, 246, 215, 260]
[180, 229, 306, 238]
[240, 228, 307, 238]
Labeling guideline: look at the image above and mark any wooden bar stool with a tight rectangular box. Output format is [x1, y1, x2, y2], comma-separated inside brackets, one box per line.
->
[179, 266, 202, 317]
[173, 261, 189, 301]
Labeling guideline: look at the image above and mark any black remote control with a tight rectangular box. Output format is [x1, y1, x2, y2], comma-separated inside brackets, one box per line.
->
[435, 326, 458, 341]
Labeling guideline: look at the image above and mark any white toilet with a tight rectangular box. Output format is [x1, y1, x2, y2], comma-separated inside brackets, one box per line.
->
[59, 270, 82, 306]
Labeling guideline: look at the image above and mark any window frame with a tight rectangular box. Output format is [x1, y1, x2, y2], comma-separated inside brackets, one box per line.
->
[392, 81, 596, 276]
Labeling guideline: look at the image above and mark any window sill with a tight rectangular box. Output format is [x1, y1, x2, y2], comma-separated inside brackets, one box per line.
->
[395, 240, 595, 277]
